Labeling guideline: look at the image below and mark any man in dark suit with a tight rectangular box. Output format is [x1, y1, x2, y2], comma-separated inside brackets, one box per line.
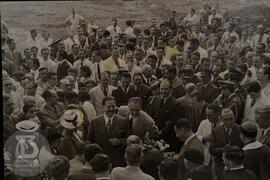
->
[66, 43, 80, 65]
[214, 79, 242, 124]
[197, 69, 220, 103]
[133, 72, 153, 110]
[38, 89, 65, 133]
[240, 121, 270, 180]
[165, 66, 185, 99]
[174, 118, 204, 180]
[88, 96, 130, 167]
[112, 72, 137, 107]
[20, 48, 32, 68]
[223, 145, 257, 180]
[146, 80, 184, 153]
[183, 149, 212, 180]
[56, 51, 72, 81]
[209, 108, 243, 180]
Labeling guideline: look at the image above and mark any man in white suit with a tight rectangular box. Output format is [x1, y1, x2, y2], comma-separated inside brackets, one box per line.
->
[106, 18, 122, 38]
[103, 46, 126, 73]
[90, 72, 116, 115]
[90, 45, 105, 83]
[118, 97, 158, 140]
[196, 103, 223, 166]
[252, 24, 269, 51]
[244, 81, 270, 122]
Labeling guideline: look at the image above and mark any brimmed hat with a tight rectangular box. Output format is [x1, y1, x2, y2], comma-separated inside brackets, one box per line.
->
[49, 39, 63, 47]
[60, 109, 84, 129]
[225, 68, 244, 83]
[16, 120, 40, 133]
[240, 122, 258, 138]
[245, 81, 261, 93]
[183, 149, 204, 164]
[218, 79, 236, 87]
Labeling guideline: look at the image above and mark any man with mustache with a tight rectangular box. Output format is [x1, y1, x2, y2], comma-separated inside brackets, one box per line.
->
[88, 96, 130, 168]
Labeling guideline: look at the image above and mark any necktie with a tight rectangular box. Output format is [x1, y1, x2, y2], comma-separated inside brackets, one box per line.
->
[114, 27, 117, 32]
[124, 87, 128, 94]
[97, 63, 101, 81]
[107, 118, 112, 132]
[115, 59, 120, 69]
[158, 59, 161, 67]
[258, 34, 263, 43]
[81, 60, 84, 68]
[103, 86, 108, 97]
[160, 98, 165, 108]
[226, 128, 231, 136]
[129, 117, 133, 131]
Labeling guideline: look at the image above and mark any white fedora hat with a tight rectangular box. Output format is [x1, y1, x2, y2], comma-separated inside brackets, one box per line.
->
[60, 109, 84, 129]
[16, 120, 40, 133]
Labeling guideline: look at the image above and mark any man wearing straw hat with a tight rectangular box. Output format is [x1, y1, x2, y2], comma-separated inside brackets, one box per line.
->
[59, 109, 85, 160]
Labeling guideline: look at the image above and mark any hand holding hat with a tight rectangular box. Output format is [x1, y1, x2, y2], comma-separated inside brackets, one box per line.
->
[60, 109, 84, 130]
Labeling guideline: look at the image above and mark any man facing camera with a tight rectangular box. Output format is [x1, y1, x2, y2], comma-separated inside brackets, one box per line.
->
[88, 96, 130, 167]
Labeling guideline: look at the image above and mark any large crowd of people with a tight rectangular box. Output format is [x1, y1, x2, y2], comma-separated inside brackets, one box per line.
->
[2, 3, 270, 180]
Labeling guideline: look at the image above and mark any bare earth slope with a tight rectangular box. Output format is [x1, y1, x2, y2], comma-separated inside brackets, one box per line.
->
[1, 0, 269, 52]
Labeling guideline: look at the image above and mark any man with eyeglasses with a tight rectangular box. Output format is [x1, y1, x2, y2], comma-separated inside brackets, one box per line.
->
[209, 108, 243, 180]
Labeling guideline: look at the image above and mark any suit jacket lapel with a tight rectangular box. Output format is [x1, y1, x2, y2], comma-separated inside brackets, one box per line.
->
[109, 115, 117, 136]
[161, 96, 173, 112]
[98, 86, 106, 97]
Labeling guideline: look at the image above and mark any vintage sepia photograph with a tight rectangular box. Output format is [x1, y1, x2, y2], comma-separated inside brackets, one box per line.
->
[1, 0, 270, 179]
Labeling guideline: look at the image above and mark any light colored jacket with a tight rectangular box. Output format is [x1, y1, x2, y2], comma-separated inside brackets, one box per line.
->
[118, 106, 158, 140]
[244, 91, 270, 122]
[110, 166, 154, 180]
[89, 85, 116, 115]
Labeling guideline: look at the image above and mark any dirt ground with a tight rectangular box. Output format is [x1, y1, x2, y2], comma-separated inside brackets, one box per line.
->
[1, 0, 270, 52]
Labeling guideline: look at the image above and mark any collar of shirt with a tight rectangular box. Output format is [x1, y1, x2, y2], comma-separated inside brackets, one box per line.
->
[230, 165, 244, 171]
[184, 133, 196, 145]
[210, 120, 223, 129]
[243, 140, 263, 151]
[227, 93, 235, 101]
[142, 74, 148, 83]
[99, 84, 108, 92]
[128, 113, 139, 121]
[121, 85, 130, 93]
[126, 165, 142, 172]
[225, 127, 232, 134]
[161, 96, 170, 105]
[104, 113, 115, 125]
[96, 177, 110, 180]
[264, 127, 270, 135]
[79, 58, 87, 64]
